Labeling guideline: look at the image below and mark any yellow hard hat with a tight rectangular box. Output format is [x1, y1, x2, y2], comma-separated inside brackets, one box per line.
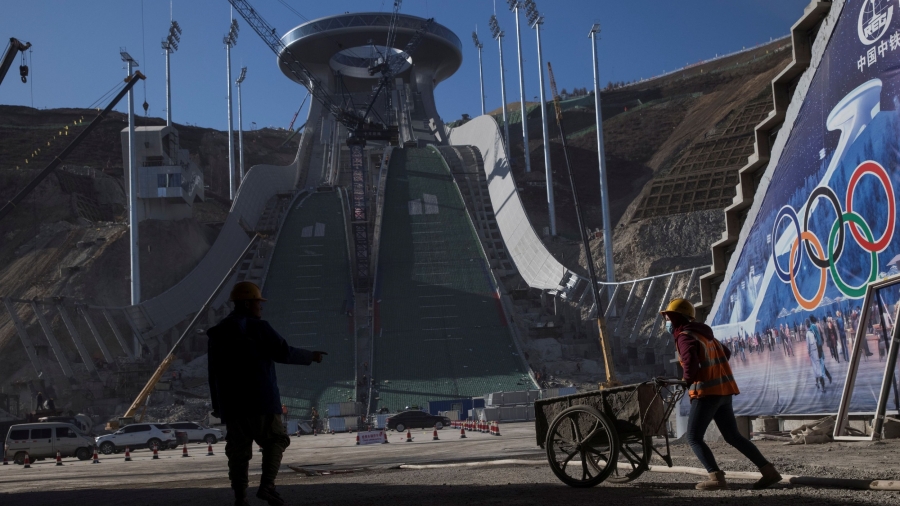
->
[661, 298, 695, 320]
[229, 281, 267, 302]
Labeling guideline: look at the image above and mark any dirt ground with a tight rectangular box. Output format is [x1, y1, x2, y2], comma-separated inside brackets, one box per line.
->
[2, 422, 898, 506]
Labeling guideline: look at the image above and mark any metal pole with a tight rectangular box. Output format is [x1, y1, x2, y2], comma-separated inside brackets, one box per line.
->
[237, 78, 244, 182]
[127, 59, 140, 355]
[165, 48, 172, 126]
[497, 35, 511, 152]
[591, 26, 615, 283]
[226, 43, 235, 200]
[477, 44, 486, 116]
[511, 3, 532, 173]
[534, 19, 555, 236]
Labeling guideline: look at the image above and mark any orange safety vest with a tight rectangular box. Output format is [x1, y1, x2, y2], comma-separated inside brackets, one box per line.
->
[684, 331, 740, 399]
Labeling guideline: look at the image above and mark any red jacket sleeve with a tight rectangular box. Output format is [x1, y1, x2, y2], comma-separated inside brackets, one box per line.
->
[675, 331, 701, 384]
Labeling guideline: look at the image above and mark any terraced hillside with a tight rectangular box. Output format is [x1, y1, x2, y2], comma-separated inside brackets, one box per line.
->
[372, 147, 533, 411]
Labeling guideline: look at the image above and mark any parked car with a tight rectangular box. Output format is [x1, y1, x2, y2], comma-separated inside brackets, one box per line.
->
[386, 411, 452, 432]
[5, 422, 96, 464]
[95, 423, 176, 454]
[168, 422, 224, 444]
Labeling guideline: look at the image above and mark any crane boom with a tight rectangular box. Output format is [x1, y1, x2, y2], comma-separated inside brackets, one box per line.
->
[547, 61, 619, 387]
[0, 38, 31, 87]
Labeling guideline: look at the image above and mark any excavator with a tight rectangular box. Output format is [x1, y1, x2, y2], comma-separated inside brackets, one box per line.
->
[0, 37, 31, 87]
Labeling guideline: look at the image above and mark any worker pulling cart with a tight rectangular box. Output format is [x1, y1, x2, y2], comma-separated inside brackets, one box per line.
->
[534, 377, 687, 487]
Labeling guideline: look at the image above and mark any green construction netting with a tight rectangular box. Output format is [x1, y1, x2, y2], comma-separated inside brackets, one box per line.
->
[372, 147, 532, 411]
[264, 191, 356, 419]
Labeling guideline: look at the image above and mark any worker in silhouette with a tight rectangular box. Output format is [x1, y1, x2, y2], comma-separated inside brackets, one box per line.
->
[208, 281, 327, 506]
[664, 298, 781, 491]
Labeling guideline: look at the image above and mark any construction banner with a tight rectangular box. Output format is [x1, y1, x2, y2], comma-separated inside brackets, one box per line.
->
[708, 0, 900, 415]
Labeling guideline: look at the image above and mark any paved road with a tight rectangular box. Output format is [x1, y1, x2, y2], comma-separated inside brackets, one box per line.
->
[2, 423, 898, 505]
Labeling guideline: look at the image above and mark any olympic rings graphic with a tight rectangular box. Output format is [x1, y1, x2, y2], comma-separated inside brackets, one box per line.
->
[773, 160, 896, 306]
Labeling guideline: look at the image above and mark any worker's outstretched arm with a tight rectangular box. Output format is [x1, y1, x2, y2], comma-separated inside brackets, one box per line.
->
[258, 320, 319, 365]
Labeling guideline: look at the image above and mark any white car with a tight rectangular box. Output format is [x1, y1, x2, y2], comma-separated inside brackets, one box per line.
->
[168, 422, 224, 444]
[95, 423, 176, 454]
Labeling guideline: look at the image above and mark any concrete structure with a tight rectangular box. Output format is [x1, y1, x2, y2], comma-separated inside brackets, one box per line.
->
[118, 125, 204, 222]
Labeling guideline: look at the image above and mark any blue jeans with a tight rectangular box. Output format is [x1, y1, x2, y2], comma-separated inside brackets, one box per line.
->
[686, 394, 769, 473]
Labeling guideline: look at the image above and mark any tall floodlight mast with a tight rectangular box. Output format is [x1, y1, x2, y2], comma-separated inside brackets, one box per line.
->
[161, 20, 182, 126]
[488, 15, 511, 151]
[472, 31, 486, 116]
[224, 18, 239, 200]
[507, 0, 532, 173]
[120, 50, 141, 356]
[236, 66, 247, 183]
[590, 24, 614, 284]
[525, 0, 555, 236]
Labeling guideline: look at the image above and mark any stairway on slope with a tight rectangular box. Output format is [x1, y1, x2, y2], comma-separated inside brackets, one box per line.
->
[372, 148, 532, 412]
[262, 191, 355, 419]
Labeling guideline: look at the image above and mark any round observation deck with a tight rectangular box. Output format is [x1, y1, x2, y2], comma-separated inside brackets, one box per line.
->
[278, 12, 462, 91]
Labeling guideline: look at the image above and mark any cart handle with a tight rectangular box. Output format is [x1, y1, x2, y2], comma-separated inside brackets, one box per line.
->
[652, 377, 688, 388]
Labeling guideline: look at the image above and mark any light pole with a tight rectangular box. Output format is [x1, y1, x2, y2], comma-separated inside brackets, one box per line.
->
[526, 0, 555, 236]
[120, 49, 141, 356]
[472, 31, 486, 116]
[508, 0, 532, 173]
[224, 18, 239, 200]
[236, 66, 247, 184]
[488, 15, 511, 152]
[590, 24, 615, 284]
[161, 20, 181, 127]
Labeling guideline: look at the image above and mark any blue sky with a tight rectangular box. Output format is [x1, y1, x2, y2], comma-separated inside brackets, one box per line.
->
[0, 0, 809, 130]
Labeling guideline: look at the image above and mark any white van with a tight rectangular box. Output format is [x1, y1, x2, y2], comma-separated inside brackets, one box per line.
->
[5, 422, 95, 464]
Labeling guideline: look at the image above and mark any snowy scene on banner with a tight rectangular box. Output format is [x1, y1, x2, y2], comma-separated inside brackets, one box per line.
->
[708, 0, 900, 415]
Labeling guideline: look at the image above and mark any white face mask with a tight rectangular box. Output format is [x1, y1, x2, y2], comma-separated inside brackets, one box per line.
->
[665, 321, 674, 334]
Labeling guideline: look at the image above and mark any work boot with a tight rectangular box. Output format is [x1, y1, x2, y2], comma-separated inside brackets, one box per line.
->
[256, 483, 285, 506]
[752, 463, 782, 489]
[695, 470, 727, 490]
[233, 486, 250, 506]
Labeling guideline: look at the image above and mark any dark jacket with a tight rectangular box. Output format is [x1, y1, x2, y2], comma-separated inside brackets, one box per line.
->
[207, 311, 314, 422]
[673, 321, 731, 385]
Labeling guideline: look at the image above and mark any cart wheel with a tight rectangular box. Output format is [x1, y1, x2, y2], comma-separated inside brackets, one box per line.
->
[545, 405, 619, 488]
[607, 435, 651, 483]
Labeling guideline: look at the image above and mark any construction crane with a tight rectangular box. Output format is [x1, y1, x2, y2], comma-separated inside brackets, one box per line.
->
[546, 61, 619, 388]
[0, 37, 31, 87]
[0, 72, 146, 222]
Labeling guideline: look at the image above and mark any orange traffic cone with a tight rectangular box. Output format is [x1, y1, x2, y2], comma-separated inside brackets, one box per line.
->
[124, 447, 132, 461]
[182, 443, 190, 458]
[92, 447, 100, 464]
[355, 434, 360, 445]
[460, 426, 467, 439]
[2, 452, 8, 465]
[406, 429, 412, 442]
[206, 444, 214, 456]
[494, 421, 501, 436]
[152, 444, 159, 460]
[382, 431, 389, 444]
[55, 450, 63, 466]
[432, 427, 439, 441]
[23, 453, 31, 468]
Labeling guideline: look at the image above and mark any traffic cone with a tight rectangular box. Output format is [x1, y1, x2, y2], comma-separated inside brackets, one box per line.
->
[23, 453, 30, 468]
[432, 427, 439, 441]
[182, 443, 190, 458]
[124, 447, 132, 462]
[382, 431, 389, 444]
[206, 444, 214, 456]
[494, 421, 501, 436]
[55, 450, 63, 466]
[152, 444, 159, 459]
[2, 452, 8, 465]
[92, 447, 100, 464]
[460, 427, 467, 439]
[406, 429, 412, 442]
[355, 434, 360, 445]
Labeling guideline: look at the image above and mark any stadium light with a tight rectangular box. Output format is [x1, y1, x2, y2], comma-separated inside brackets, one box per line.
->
[236, 66, 247, 184]
[120, 49, 141, 333]
[507, 0, 532, 173]
[488, 15, 510, 150]
[162, 20, 182, 126]
[524, 0, 554, 235]
[224, 18, 239, 200]
[589, 22, 615, 283]
[472, 31, 486, 116]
